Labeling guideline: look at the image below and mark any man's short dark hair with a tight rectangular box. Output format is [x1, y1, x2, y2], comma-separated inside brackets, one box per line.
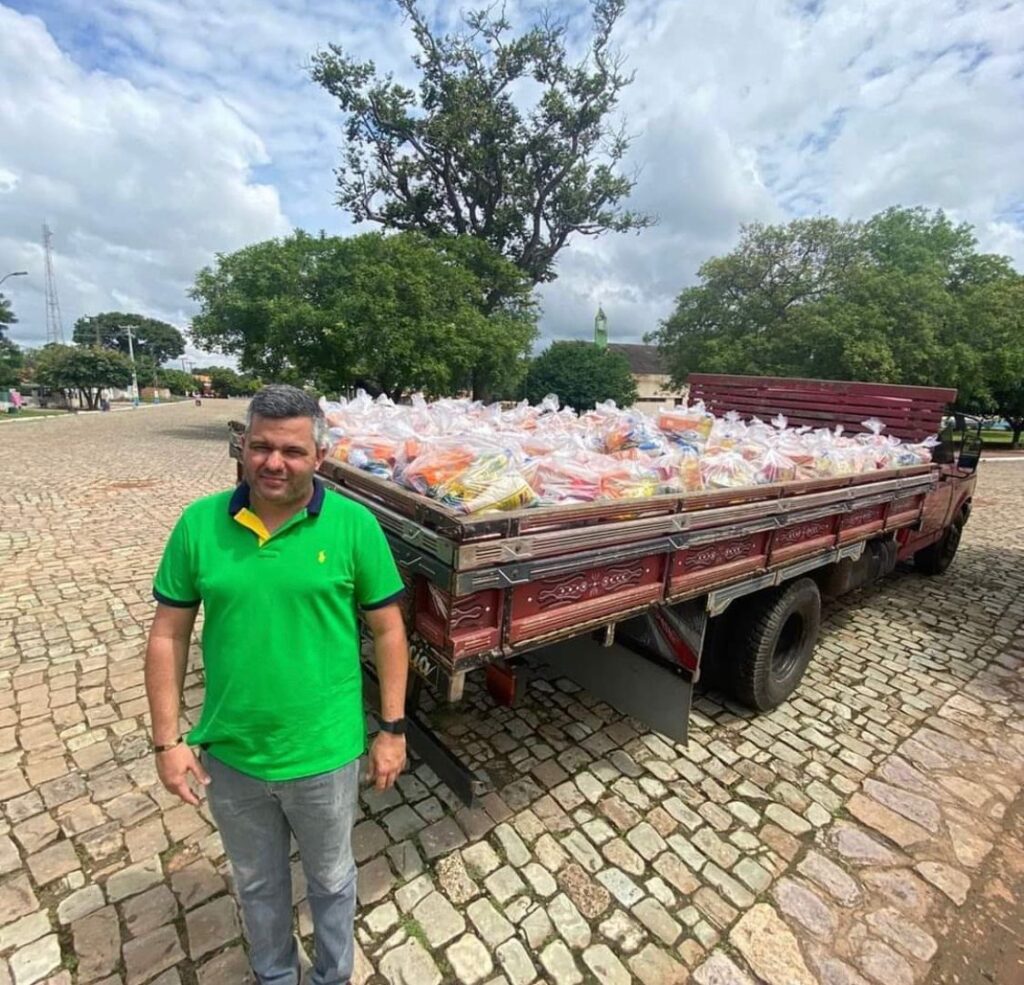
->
[245, 385, 328, 449]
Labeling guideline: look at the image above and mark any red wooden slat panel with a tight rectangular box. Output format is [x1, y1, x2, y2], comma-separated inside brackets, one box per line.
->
[688, 374, 955, 442]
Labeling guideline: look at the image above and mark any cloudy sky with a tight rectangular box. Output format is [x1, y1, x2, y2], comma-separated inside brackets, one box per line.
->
[1, 0, 1022, 367]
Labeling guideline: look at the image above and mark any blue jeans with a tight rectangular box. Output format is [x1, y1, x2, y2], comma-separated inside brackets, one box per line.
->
[204, 753, 360, 985]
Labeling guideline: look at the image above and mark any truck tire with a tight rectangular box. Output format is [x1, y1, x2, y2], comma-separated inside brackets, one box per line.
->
[914, 507, 966, 576]
[729, 578, 821, 712]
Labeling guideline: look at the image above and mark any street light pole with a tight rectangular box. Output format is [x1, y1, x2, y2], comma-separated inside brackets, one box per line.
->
[0, 271, 28, 287]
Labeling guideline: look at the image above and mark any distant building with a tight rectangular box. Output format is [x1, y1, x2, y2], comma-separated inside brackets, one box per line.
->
[607, 343, 687, 412]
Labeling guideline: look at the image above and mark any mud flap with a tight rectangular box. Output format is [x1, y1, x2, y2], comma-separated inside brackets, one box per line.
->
[528, 600, 706, 742]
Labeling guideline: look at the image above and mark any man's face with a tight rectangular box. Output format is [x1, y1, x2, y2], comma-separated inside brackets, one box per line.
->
[242, 415, 326, 508]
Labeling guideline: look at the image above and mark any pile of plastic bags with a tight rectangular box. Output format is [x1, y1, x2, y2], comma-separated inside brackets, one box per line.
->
[320, 392, 938, 515]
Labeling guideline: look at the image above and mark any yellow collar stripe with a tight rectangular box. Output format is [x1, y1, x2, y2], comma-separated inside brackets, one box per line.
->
[233, 507, 272, 547]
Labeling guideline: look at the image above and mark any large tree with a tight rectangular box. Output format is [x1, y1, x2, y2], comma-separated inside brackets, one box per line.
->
[0, 293, 22, 388]
[524, 340, 637, 410]
[310, 0, 652, 290]
[34, 345, 134, 410]
[73, 312, 186, 366]
[652, 207, 1024, 441]
[190, 230, 537, 400]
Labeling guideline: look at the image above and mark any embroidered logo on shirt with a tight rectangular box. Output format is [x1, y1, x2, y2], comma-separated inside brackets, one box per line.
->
[318, 550, 327, 564]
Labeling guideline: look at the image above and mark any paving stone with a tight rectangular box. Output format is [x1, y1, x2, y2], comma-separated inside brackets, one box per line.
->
[357, 855, 394, 906]
[493, 824, 530, 867]
[595, 867, 644, 908]
[9, 935, 61, 985]
[772, 876, 837, 939]
[0, 913, 51, 953]
[412, 891, 465, 948]
[730, 904, 816, 985]
[387, 840, 425, 882]
[395, 873, 433, 913]
[847, 794, 929, 848]
[521, 907, 553, 949]
[378, 939, 441, 985]
[733, 857, 773, 894]
[13, 814, 59, 856]
[627, 943, 688, 985]
[548, 893, 591, 950]
[633, 897, 681, 946]
[947, 821, 994, 869]
[914, 860, 970, 905]
[653, 853, 700, 895]
[495, 938, 536, 985]
[521, 862, 557, 898]
[582, 943, 630, 985]
[804, 945, 872, 985]
[466, 898, 514, 948]
[446, 933, 494, 985]
[122, 884, 179, 938]
[418, 817, 466, 860]
[597, 910, 645, 954]
[692, 951, 756, 985]
[26, 841, 78, 886]
[56, 885, 105, 926]
[351, 820, 387, 863]
[169, 858, 224, 910]
[382, 805, 426, 841]
[539, 940, 581, 985]
[72, 906, 120, 983]
[797, 850, 862, 906]
[122, 924, 185, 985]
[483, 865, 526, 904]
[828, 823, 903, 866]
[864, 907, 938, 962]
[106, 855, 164, 902]
[196, 945, 254, 985]
[861, 868, 933, 918]
[436, 852, 479, 904]
[0, 876, 40, 927]
[461, 841, 501, 879]
[764, 804, 813, 837]
[185, 895, 240, 961]
[856, 939, 913, 985]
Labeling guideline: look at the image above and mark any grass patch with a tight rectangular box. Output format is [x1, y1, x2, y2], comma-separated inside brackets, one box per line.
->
[0, 407, 69, 421]
[948, 429, 1017, 446]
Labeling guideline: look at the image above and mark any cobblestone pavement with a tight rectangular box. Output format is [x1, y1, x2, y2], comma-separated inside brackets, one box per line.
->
[2, 402, 1023, 985]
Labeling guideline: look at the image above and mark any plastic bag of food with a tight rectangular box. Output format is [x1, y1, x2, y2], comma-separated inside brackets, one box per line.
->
[447, 471, 537, 514]
[398, 440, 479, 496]
[700, 451, 758, 489]
[754, 446, 797, 484]
[603, 413, 666, 455]
[524, 455, 603, 504]
[600, 461, 662, 499]
[658, 401, 715, 445]
[652, 445, 704, 493]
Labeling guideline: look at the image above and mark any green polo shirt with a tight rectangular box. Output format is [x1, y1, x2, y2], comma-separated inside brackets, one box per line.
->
[153, 478, 404, 781]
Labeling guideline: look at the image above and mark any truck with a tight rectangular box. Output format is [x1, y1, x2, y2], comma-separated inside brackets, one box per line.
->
[229, 374, 979, 804]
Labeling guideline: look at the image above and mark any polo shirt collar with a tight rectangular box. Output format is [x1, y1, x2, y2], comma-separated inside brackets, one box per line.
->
[228, 477, 325, 518]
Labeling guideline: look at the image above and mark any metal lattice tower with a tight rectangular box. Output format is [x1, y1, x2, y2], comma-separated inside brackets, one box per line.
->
[42, 223, 65, 344]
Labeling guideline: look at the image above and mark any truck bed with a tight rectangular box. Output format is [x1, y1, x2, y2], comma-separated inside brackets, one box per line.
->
[228, 423, 937, 695]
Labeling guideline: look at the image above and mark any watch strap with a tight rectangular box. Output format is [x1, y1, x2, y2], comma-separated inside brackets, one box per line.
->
[378, 718, 407, 736]
[154, 736, 184, 753]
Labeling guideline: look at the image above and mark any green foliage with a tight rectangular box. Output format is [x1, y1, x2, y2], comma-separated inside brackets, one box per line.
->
[190, 230, 538, 400]
[652, 206, 1024, 442]
[157, 368, 199, 395]
[524, 340, 637, 410]
[0, 296, 20, 388]
[34, 344, 134, 410]
[72, 312, 186, 366]
[0, 292, 15, 331]
[310, 0, 652, 288]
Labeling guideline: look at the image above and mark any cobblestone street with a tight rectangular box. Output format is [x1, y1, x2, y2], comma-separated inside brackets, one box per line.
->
[2, 401, 1023, 985]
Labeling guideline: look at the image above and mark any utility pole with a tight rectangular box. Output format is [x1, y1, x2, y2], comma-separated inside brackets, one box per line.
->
[123, 325, 140, 407]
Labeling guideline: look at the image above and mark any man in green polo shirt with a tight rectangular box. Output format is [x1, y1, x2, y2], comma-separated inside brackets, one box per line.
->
[145, 384, 409, 985]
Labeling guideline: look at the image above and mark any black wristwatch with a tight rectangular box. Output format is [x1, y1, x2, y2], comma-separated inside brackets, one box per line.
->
[378, 717, 407, 736]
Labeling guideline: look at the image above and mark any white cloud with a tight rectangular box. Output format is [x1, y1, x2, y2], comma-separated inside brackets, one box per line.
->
[1, 0, 1021, 364]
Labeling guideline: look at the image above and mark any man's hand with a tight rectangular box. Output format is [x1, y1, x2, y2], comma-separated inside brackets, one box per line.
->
[367, 732, 406, 791]
[156, 744, 211, 806]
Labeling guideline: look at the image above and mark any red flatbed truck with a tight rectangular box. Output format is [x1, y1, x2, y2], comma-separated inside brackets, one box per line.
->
[229, 375, 978, 804]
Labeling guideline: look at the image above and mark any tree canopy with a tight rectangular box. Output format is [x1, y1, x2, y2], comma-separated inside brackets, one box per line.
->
[524, 340, 637, 410]
[190, 230, 538, 401]
[0, 293, 21, 388]
[34, 345, 134, 410]
[72, 312, 186, 366]
[652, 207, 1024, 442]
[310, 0, 652, 289]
